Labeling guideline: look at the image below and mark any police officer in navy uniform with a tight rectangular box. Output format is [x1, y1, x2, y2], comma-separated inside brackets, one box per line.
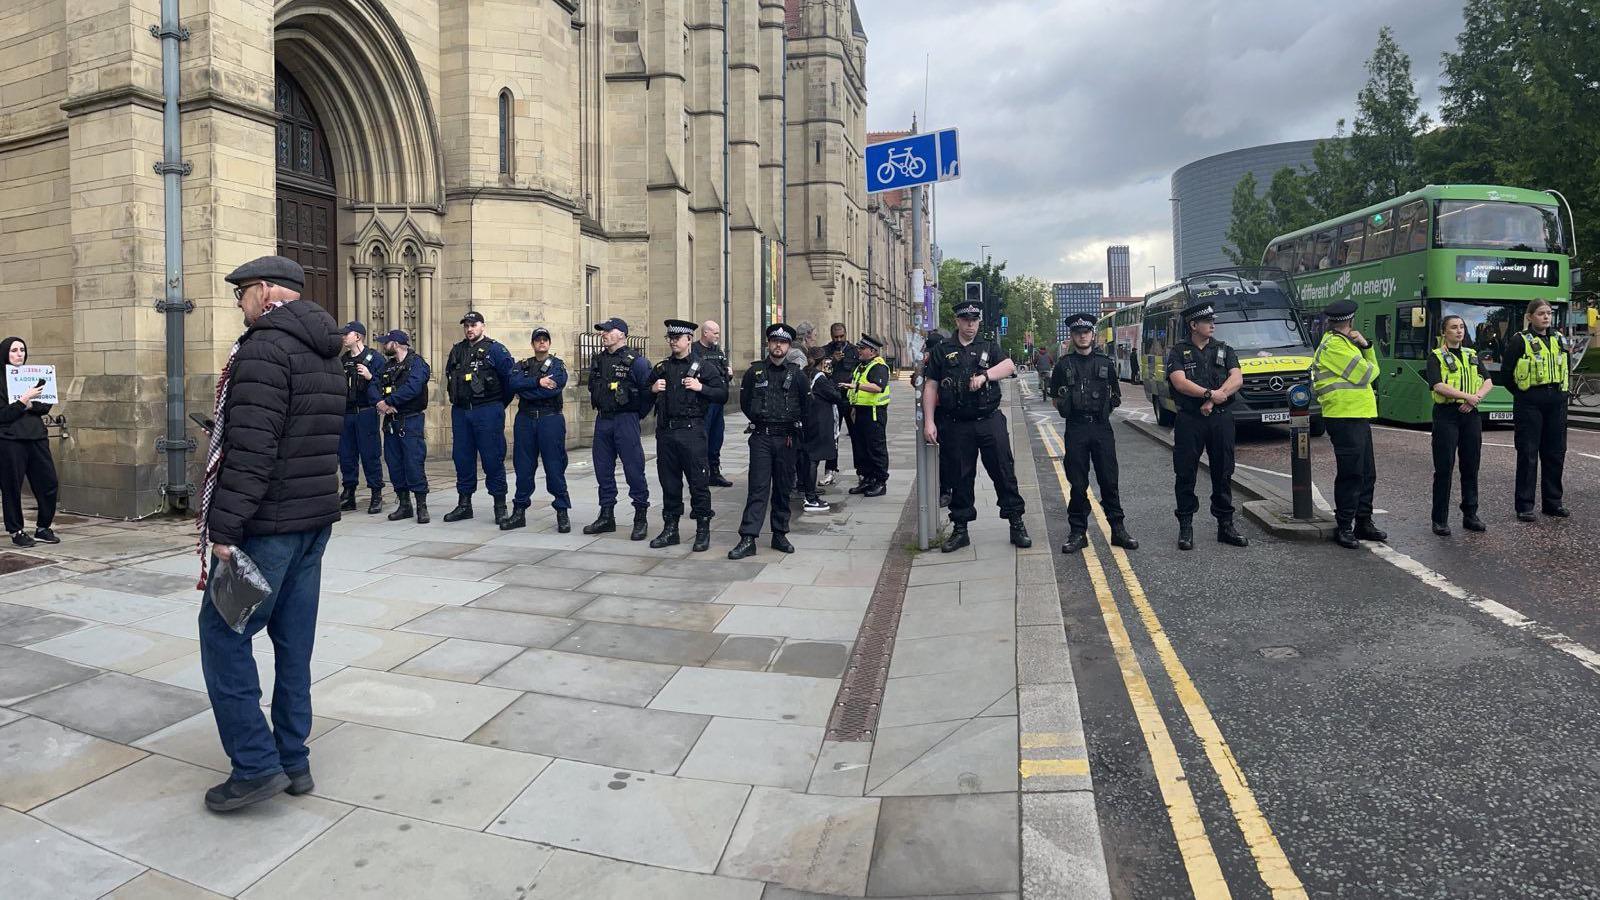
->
[922, 299, 1030, 552]
[443, 311, 516, 524]
[585, 317, 654, 540]
[1051, 313, 1137, 553]
[374, 329, 432, 523]
[730, 324, 808, 559]
[691, 321, 735, 487]
[650, 319, 728, 551]
[1166, 301, 1249, 550]
[501, 326, 572, 533]
[338, 321, 386, 515]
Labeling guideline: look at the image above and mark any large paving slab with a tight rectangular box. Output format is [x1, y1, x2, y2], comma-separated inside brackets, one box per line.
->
[868, 716, 1019, 796]
[646, 557, 767, 582]
[27, 625, 196, 674]
[34, 755, 350, 897]
[555, 620, 727, 666]
[305, 723, 550, 828]
[717, 787, 880, 895]
[346, 574, 498, 607]
[469, 585, 596, 617]
[533, 549, 663, 575]
[484, 564, 598, 590]
[134, 650, 343, 706]
[480, 647, 678, 706]
[103, 871, 228, 899]
[777, 585, 874, 611]
[769, 641, 852, 678]
[574, 594, 731, 631]
[0, 611, 94, 646]
[374, 555, 514, 582]
[0, 807, 144, 899]
[309, 668, 519, 739]
[396, 605, 579, 648]
[239, 807, 551, 900]
[522, 850, 764, 900]
[714, 606, 863, 642]
[68, 568, 199, 599]
[392, 638, 524, 683]
[877, 666, 1016, 729]
[0, 644, 99, 705]
[890, 629, 1015, 678]
[467, 691, 708, 774]
[865, 793, 1022, 896]
[0, 716, 146, 811]
[489, 759, 750, 874]
[677, 717, 824, 790]
[134, 709, 340, 774]
[316, 593, 439, 629]
[649, 667, 839, 726]
[15, 672, 210, 743]
[1, 582, 192, 626]
[582, 573, 732, 603]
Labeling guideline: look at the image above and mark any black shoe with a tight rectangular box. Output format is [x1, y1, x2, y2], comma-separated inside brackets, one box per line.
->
[492, 496, 508, 526]
[848, 481, 870, 495]
[339, 485, 357, 512]
[414, 497, 430, 524]
[1060, 530, 1087, 554]
[630, 508, 650, 541]
[1432, 522, 1452, 536]
[650, 519, 681, 548]
[728, 536, 757, 560]
[1217, 520, 1249, 547]
[864, 481, 886, 497]
[442, 494, 474, 523]
[367, 488, 384, 515]
[284, 767, 314, 796]
[1354, 519, 1387, 542]
[1334, 528, 1361, 550]
[557, 509, 571, 533]
[204, 772, 290, 813]
[387, 491, 413, 521]
[499, 506, 528, 531]
[1543, 506, 1570, 518]
[942, 524, 970, 553]
[709, 468, 733, 488]
[584, 506, 616, 535]
[692, 518, 711, 552]
[1177, 524, 1194, 552]
[938, 491, 952, 509]
[1516, 510, 1537, 522]
[771, 533, 795, 553]
[1109, 524, 1138, 550]
[1009, 519, 1032, 548]
[12, 531, 35, 548]
[1462, 513, 1486, 532]
[32, 527, 60, 545]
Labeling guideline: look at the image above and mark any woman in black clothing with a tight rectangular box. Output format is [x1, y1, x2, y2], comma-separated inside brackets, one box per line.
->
[1425, 315, 1492, 536]
[798, 348, 841, 513]
[1499, 299, 1569, 521]
[0, 337, 60, 547]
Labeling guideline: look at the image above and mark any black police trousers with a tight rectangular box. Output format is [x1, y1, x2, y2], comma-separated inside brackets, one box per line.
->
[1173, 409, 1236, 523]
[1062, 417, 1121, 532]
[657, 421, 712, 520]
[1512, 389, 1566, 514]
[850, 407, 890, 484]
[740, 431, 797, 538]
[942, 412, 1025, 525]
[1324, 417, 1377, 527]
[1430, 405, 1481, 524]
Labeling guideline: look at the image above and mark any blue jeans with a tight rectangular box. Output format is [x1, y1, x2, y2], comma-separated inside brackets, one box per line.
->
[512, 411, 570, 509]
[451, 403, 508, 496]
[338, 407, 383, 489]
[199, 526, 331, 781]
[704, 403, 726, 468]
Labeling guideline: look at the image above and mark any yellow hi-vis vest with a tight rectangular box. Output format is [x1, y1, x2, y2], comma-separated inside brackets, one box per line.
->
[1512, 332, 1569, 392]
[849, 357, 891, 416]
[1431, 346, 1483, 404]
[1311, 331, 1378, 418]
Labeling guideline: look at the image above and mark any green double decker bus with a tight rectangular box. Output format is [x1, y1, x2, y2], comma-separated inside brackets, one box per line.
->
[1264, 184, 1576, 425]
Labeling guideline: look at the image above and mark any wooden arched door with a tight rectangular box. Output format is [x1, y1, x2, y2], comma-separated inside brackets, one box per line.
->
[274, 65, 338, 319]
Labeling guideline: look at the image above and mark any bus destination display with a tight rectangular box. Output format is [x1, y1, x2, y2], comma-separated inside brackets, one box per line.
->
[1455, 256, 1559, 286]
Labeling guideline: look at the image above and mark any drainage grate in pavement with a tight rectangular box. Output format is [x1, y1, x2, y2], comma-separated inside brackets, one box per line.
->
[825, 486, 919, 742]
[0, 551, 48, 575]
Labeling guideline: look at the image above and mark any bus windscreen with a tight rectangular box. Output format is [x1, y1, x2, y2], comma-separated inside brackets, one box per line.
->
[1440, 299, 1565, 374]
[1433, 200, 1565, 254]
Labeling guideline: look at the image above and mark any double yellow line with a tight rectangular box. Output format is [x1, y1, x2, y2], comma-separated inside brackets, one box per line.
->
[1035, 422, 1306, 899]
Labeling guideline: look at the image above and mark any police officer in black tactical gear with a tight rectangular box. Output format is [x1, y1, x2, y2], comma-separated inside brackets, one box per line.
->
[729, 324, 808, 559]
[921, 329, 954, 508]
[501, 327, 571, 534]
[691, 321, 734, 487]
[338, 321, 386, 515]
[374, 329, 432, 524]
[922, 299, 1030, 552]
[650, 319, 728, 552]
[1167, 300, 1248, 550]
[443, 311, 516, 525]
[1051, 313, 1136, 553]
[585, 317, 654, 540]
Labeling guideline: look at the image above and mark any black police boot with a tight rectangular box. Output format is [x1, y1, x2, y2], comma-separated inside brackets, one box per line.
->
[339, 485, 357, 512]
[770, 532, 795, 553]
[583, 505, 616, 535]
[650, 517, 680, 549]
[1060, 530, 1087, 554]
[692, 518, 712, 552]
[848, 481, 870, 495]
[1110, 523, 1138, 550]
[1354, 518, 1387, 542]
[1544, 505, 1570, 518]
[367, 487, 384, 515]
[556, 509, 571, 533]
[864, 481, 886, 497]
[1009, 518, 1032, 549]
[1432, 521, 1452, 536]
[414, 495, 430, 524]
[1333, 524, 1361, 549]
[1217, 519, 1249, 547]
[1177, 521, 1194, 552]
[499, 504, 528, 531]
[387, 490, 413, 521]
[728, 536, 757, 560]
[1516, 510, 1537, 522]
[709, 467, 733, 488]
[942, 523, 970, 553]
[630, 507, 650, 541]
[1462, 512, 1486, 532]
[492, 495, 508, 526]
[442, 493, 474, 522]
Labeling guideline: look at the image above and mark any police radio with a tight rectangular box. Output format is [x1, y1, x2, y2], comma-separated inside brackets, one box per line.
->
[540, 357, 553, 375]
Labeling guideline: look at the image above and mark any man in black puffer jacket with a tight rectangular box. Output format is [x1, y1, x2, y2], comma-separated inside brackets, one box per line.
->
[199, 255, 344, 813]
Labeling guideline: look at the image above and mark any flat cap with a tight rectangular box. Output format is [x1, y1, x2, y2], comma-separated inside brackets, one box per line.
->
[594, 317, 629, 335]
[224, 255, 305, 294]
[1065, 312, 1097, 331]
[765, 323, 795, 343]
[664, 319, 697, 338]
[1324, 298, 1358, 322]
[378, 329, 410, 346]
[1181, 301, 1216, 322]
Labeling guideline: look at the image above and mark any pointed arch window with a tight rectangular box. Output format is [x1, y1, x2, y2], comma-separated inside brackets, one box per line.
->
[498, 88, 515, 176]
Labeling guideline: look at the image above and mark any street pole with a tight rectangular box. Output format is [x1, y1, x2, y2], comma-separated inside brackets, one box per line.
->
[913, 178, 936, 550]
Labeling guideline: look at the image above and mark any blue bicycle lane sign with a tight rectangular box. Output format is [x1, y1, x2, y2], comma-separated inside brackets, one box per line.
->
[865, 128, 960, 194]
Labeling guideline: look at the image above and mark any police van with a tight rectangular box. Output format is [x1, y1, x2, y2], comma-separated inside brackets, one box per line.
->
[1140, 267, 1324, 435]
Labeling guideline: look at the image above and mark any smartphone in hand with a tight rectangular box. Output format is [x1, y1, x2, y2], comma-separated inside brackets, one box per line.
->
[189, 412, 216, 434]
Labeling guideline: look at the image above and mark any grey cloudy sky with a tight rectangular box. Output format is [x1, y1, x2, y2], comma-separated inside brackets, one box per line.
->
[858, 0, 1467, 290]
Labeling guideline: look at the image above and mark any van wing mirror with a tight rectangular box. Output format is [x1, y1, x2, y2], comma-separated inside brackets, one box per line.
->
[1411, 307, 1427, 329]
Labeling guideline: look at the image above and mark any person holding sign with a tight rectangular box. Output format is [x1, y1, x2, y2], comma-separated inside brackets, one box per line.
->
[1, 337, 60, 547]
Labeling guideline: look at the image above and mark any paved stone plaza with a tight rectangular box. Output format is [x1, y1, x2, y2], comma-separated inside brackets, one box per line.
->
[0, 385, 1107, 899]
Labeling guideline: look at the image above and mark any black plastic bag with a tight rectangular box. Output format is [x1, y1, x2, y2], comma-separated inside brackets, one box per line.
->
[208, 549, 272, 634]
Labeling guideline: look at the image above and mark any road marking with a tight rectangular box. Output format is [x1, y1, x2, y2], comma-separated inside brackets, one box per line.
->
[1020, 758, 1091, 777]
[1364, 541, 1600, 677]
[1034, 422, 1231, 899]
[1233, 463, 1335, 514]
[1020, 731, 1081, 749]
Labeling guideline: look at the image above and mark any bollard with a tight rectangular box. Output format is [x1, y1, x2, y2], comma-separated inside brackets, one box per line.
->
[1286, 384, 1314, 521]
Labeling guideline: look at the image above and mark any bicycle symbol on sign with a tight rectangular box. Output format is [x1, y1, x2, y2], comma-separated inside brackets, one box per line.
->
[876, 147, 927, 183]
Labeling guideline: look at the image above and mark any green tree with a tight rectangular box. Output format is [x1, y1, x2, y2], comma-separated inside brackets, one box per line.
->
[1005, 275, 1055, 359]
[1264, 166, 1320, 236]
[1348, 26, 1430, 201]
[1223, 172, 1273, 265]
[1304, 121, 1361, 220]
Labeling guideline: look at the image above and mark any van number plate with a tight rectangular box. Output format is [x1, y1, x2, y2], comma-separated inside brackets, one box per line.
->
[1260, 412, 1290, 423]
[1488, 411, 1512, 422]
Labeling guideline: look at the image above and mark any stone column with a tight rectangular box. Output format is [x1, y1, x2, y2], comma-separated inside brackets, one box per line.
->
[383, 266, 403, 338]
[351, 265, 372, 324]
[415, 264, 435, 357]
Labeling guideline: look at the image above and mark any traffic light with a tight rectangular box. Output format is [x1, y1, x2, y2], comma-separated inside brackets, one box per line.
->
[964, 281, 982, 307]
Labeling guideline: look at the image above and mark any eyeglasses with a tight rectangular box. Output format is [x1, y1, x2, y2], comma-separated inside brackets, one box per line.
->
[232, 282, 263, 302]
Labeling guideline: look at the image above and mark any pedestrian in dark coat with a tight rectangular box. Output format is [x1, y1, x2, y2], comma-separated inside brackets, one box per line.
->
[0, 336, 59, 547]
[798, 347, 840, 512]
